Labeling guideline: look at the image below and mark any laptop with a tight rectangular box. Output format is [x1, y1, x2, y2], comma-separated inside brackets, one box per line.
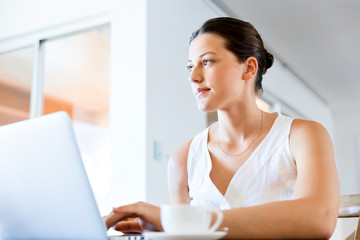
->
[0, 111, 143, 240]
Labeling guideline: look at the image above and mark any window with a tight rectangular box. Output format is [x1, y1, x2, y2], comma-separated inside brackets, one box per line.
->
[0, 47, 34, 125]
[42, 26, 111, 208]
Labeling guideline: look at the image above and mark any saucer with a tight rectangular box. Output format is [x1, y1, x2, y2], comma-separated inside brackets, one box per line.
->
[143, 231, 226, 240]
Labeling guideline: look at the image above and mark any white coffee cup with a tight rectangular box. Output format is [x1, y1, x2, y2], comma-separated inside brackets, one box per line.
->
[160, 205, 223, 234]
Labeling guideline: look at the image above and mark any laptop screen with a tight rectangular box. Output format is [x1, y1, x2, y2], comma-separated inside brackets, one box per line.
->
[0, 112, 108, 240]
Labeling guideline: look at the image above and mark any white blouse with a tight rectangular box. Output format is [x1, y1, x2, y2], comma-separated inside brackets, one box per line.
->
[187, 113, 297, 210]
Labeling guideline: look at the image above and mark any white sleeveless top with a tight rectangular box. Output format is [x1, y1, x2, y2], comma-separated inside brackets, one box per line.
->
[187, 113, 297, 210]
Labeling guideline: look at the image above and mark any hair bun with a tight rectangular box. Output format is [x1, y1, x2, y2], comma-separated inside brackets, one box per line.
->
[263, 50, 274, 74]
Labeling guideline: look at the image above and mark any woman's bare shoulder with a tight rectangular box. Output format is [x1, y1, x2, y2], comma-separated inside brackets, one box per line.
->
[169, 138, 194, 167]
[290, 118, 333, 159]
[290, 118, 330, 139]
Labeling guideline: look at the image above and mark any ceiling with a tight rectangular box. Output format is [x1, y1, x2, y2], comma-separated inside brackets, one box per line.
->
[215, 0, 360, 112]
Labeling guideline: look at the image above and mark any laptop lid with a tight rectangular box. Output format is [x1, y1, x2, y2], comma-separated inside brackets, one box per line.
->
[0, 111, 108, 240]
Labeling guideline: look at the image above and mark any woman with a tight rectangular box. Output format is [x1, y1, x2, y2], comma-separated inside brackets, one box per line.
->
[105, 17, 339, 239]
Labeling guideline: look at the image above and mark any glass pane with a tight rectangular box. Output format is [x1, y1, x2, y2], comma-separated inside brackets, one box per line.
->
[0, 47, 34, 126]
[43, 26, 111, 210]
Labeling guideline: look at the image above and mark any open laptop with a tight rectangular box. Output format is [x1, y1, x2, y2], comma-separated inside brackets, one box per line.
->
[0, 111, 143, 240]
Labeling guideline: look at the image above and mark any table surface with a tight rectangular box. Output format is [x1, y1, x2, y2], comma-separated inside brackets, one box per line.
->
[339, 194, 360, 218]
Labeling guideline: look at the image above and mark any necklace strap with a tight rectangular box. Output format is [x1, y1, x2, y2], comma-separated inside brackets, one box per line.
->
[217, 111, 264, 157]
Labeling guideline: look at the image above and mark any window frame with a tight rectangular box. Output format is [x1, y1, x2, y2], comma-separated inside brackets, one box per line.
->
[0, 15, 110, 119]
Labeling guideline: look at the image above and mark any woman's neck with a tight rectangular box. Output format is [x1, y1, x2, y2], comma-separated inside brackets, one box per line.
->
[217, 101, 263, 144]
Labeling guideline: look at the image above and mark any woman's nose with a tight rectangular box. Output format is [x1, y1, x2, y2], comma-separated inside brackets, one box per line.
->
[189, 65, 203, 83]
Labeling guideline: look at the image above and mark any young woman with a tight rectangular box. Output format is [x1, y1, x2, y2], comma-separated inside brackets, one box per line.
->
[104, 17, 339, 239]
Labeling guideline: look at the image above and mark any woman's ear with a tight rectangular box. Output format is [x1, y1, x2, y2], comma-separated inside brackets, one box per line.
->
[243, 57, 258, 81]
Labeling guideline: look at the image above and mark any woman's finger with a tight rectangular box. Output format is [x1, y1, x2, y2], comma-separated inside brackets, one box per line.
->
[104, 203, 143, 229]
[104, 211, 129, 229]
[114, 220, 142, 233]
[105, 202, 162, 231]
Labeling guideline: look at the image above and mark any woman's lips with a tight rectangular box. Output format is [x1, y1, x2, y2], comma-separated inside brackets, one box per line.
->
[196, 88, 210, 97]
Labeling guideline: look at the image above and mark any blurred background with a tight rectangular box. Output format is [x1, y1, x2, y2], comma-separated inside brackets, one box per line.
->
[0, 0, 359, 238]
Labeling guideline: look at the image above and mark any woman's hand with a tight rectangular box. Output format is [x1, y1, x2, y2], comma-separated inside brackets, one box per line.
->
[103, 201, 162, 233]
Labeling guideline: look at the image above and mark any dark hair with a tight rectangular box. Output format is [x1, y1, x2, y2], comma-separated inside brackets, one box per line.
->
[190, 17, 274, 95]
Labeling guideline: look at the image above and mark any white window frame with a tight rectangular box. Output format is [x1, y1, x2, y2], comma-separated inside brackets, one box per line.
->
[0, 14, 110, 118]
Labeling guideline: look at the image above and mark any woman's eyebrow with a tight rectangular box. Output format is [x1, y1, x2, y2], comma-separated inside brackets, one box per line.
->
[188, 51, 217, 63]
[199, 51, 217, 58]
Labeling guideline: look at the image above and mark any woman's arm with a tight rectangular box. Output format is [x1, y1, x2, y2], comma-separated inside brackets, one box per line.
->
[104, 139, 193, 232]
[167, 139, 193, 204]
[219, 119, 340, 239]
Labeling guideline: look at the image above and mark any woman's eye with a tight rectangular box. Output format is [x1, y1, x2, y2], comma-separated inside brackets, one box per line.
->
[187, 65, 194, 72]
[203, 59, 212, 65]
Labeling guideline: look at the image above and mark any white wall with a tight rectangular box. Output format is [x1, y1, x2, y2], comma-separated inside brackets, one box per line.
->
[0, 1, 110, 54]
[263, 60, 335, 138]
[333, 109, 360, 194]
[0, 0, 110, 40]
[109, 0, 147, 208]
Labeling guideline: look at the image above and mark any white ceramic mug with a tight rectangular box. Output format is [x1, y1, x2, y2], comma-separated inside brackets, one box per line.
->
[160, 205, 223, 234]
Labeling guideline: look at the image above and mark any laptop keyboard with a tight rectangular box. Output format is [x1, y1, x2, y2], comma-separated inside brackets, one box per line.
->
[108, 234, 144, 240]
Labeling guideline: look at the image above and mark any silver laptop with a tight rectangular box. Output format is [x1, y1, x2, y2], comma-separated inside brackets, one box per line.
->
[0, 112, 143, 240]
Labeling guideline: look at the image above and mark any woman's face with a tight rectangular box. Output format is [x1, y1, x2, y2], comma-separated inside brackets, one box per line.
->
[188, 33, 248, 112]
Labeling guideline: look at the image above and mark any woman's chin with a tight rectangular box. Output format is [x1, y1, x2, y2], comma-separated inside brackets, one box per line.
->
[197, 104, 215, 113]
